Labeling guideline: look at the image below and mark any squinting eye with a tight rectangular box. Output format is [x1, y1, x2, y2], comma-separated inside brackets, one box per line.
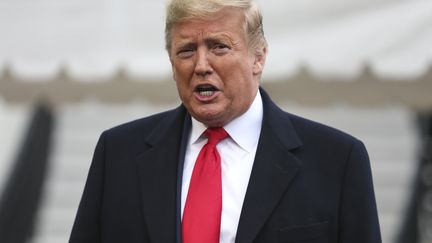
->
[176, 49, 194, 58]
[212, 44, 230, 54]
[214, 44, 229, 49]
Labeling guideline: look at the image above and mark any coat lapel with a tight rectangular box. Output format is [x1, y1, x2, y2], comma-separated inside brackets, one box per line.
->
[235, 89, 303, 243]
[135, 106, 188, 243]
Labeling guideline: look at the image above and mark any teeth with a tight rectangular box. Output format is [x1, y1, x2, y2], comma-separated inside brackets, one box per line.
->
[199, 91, 214, 97]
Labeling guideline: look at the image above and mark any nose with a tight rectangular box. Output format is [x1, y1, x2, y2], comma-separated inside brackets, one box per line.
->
[194, 47, 213, 77]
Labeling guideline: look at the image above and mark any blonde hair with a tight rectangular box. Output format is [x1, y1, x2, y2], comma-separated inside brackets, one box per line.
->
[165, 0, 267, 54]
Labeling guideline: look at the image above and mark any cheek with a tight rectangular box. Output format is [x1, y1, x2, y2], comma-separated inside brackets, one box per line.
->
[175, 62, 195, 80]
[224, 64, 255, 88]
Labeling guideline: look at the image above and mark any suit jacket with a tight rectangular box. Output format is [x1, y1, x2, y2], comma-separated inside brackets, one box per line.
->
[69, 88, 381, 243]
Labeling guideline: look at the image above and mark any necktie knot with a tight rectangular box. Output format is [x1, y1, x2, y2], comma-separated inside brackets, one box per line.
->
[205, 127, 229, 145]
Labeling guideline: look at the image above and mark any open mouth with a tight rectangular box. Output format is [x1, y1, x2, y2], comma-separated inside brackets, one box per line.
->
[195, 84, 219, 97]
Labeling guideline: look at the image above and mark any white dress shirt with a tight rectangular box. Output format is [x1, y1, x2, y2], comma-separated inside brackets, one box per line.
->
[181, 91, 263, 243]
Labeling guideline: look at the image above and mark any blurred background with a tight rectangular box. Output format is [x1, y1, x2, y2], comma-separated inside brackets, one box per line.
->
[0, 0, 431, 242]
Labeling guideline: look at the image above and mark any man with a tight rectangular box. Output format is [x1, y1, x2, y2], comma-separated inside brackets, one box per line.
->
[69, 0, 381, 242]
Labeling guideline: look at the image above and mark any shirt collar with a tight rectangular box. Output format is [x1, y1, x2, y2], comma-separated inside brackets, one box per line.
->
[189, 91, 263, 153]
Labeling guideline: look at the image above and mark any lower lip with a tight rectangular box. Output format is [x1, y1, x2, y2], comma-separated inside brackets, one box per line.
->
[194, 90, 220, 102]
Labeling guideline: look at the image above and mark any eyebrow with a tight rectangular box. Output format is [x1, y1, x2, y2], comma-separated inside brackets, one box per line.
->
[171, 40, 196, 55]
[175, 36, 230, 47]
[175, 42, 197, 51]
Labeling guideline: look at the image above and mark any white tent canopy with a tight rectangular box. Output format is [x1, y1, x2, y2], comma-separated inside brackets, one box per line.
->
[1, 0, 431, 79]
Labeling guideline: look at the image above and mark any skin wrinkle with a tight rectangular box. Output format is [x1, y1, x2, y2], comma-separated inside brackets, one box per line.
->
[173, 30, 240, 54]
[169, 7, 266, 127]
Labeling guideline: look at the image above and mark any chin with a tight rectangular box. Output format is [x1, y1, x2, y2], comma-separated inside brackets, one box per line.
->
[189, 103, 232, 126]
[202, 120, 226, 128]
[194, 112, 227, 127]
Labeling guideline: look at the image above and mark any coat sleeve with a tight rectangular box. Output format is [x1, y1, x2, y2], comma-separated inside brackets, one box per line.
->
[338, 139, 382, 243]
[69, 132, 107, 243]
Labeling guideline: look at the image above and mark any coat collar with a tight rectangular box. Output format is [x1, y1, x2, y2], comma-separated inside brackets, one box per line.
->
[259, 88, 302, 150]
[235, 88, 302, 243]
[135, 105, 189, 243]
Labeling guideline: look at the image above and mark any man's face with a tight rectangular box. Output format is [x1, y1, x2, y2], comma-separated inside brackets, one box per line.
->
[169, 7, 266, 127]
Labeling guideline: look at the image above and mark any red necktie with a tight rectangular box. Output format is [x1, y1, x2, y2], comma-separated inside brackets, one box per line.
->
[182, 127, 229, 243]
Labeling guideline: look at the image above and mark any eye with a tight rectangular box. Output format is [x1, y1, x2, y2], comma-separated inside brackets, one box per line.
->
[212, 43, 230, 54]
[176, 49, 194, 59]
[214, 43, 228, 49]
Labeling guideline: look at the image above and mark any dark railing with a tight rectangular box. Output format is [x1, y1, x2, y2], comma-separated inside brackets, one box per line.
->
[397, 112, 432, 243]
[0, 103, 54, 243]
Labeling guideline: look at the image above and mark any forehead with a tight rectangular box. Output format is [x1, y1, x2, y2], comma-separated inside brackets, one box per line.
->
[171, 8, 246, 41]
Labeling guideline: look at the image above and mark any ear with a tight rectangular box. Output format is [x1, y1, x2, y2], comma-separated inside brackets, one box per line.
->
[172, 67, 178, 82]
[252, 47, 267, 75]
[169, 54, 177, 82]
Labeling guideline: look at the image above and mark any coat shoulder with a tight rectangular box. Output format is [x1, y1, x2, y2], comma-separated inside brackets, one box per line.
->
[260, 88, 361, 150]
[100, 106, 184, 147]
[286, 112, 361, 148]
